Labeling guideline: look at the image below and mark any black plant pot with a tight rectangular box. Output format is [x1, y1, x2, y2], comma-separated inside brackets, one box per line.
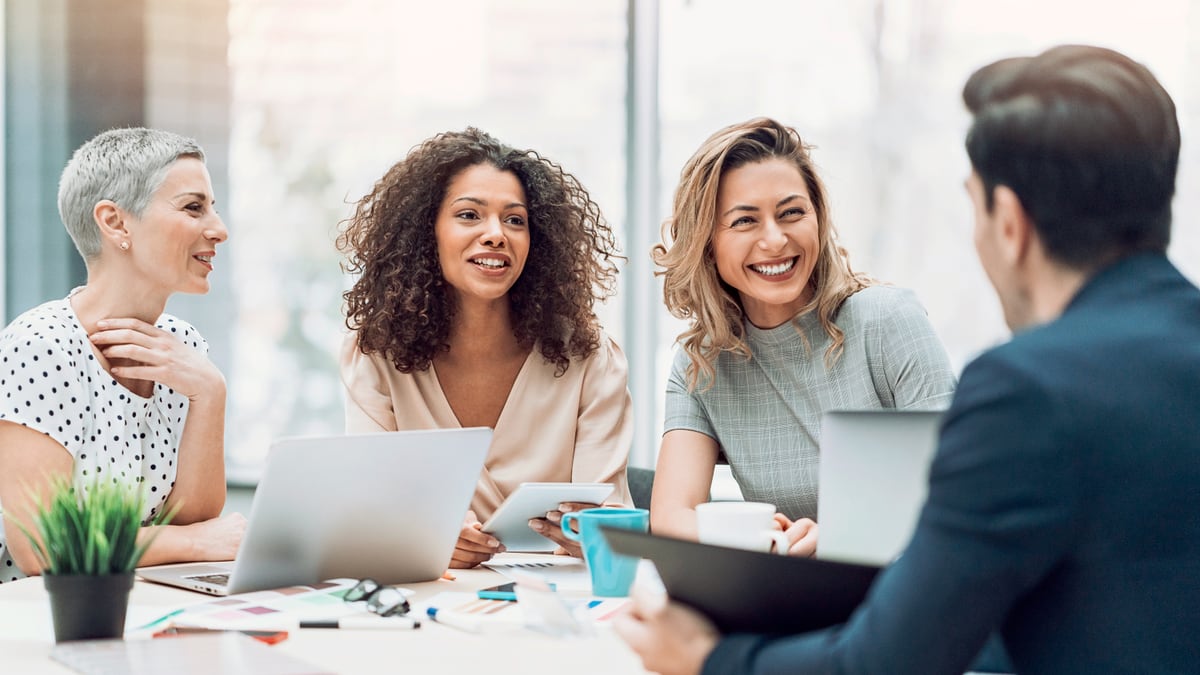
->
[43, 572, 135, 642]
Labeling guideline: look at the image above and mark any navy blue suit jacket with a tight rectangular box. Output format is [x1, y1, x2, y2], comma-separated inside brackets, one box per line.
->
[704, 254, 1200, 674]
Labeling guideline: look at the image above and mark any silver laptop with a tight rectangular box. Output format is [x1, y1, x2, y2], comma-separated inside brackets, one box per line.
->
[816, 410, 942, 566]
[138, 427, 490, 595]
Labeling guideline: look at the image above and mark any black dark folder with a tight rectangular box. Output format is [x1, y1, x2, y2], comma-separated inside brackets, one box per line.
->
[602, 527, 880, 635]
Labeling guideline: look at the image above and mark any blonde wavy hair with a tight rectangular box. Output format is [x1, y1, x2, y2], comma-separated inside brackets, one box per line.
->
[654, 117, 874, 390]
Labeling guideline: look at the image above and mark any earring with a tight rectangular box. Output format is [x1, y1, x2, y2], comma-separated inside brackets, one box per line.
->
[120, 241, 130, 251]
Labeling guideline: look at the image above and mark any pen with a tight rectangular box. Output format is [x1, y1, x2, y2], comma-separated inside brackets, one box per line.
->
[153, 626, 290, 645]
[300, 616, 420, 630]
[425, 607, 482, 633]
[137, 608, 185, 631]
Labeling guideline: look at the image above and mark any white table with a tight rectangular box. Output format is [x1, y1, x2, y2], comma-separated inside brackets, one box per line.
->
[0, 555, 649, 674]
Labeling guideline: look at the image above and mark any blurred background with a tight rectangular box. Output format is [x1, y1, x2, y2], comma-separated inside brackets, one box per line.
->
[4, 0, 1198, 482]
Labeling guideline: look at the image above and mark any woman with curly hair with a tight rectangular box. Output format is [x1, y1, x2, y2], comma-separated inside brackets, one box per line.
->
[651, 117, 956, 556]
[338, 128, 632, 568]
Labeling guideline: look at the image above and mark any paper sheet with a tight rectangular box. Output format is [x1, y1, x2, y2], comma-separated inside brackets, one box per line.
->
[483, 556, 593, 593]
[157, 579, 414, 631]
[416, 589, 628, 637]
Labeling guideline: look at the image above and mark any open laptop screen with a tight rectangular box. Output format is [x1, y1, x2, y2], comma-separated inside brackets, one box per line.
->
[817, 410, 942, 566]
[139, 427, 491, 595]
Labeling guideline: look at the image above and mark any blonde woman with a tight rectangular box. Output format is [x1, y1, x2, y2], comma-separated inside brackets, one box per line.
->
[650, 117, 956, 555]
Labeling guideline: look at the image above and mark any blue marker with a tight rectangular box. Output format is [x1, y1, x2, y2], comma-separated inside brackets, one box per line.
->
[426, 607, 483, 633]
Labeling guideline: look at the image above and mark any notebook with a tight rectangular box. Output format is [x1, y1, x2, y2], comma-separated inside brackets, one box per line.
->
[817, 410, 943, 565]
[602, 528, 879, 634]
[138, 428, 491, 595]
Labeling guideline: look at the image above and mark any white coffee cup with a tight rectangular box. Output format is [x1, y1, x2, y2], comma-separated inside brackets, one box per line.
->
[695, 501, 789, 555]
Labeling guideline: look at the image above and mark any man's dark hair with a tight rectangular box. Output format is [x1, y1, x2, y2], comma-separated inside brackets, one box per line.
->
[963, 45, 1179, 271]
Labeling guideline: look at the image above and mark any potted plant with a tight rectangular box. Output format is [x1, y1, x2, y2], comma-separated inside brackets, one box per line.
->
[17, 476, 176, 642]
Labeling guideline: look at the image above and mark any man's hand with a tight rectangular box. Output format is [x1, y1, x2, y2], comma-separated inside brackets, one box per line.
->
[614, 585, 720, 675]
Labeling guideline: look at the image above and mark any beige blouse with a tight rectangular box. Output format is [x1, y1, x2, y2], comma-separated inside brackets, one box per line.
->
[339, 333, 633, 521]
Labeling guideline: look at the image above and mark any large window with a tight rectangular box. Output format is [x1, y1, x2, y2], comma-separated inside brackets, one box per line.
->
[658, 0, 1200, 369]
[223, 0, 629, 469]
[649, 0, 1200, 459]
[6, 1, 1199, 476]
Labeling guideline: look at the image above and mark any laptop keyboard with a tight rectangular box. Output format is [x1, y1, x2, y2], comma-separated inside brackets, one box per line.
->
[185, 573, 230, 586]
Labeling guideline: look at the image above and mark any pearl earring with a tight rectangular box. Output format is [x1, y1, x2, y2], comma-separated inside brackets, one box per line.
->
[120, 241, 130, 251]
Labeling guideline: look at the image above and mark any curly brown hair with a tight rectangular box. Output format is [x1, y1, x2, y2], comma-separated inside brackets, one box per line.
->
[338, 128, 621, 376]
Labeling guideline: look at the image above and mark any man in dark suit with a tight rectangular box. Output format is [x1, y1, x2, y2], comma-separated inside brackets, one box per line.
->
[615, 44, 1200, 675]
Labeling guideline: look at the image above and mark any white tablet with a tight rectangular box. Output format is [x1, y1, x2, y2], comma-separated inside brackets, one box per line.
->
[481, 482, 615, 552]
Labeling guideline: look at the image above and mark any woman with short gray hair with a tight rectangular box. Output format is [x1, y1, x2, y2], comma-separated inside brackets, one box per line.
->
[0, 127, 245, 582]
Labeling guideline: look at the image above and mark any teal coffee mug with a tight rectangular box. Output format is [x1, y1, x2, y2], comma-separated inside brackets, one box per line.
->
[561, 507, 649, 597]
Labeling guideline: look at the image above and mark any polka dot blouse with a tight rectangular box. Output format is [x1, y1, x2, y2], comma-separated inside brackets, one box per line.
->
[0, 294, 207, 582]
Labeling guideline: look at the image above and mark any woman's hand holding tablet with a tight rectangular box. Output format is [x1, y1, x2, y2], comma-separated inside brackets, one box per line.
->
[481, 483, 615, 552]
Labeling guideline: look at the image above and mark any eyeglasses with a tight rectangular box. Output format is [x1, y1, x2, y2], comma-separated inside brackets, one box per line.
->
[343, 578, 412, 618]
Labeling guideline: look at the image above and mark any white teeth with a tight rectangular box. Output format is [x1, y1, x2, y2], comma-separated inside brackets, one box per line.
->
[195, 255, 212, 263]
[750, 259, 795, 276]
[472, 258, 505, 268]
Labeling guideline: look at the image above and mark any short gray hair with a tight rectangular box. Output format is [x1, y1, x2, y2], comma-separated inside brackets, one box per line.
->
[58, 127, 205, 261]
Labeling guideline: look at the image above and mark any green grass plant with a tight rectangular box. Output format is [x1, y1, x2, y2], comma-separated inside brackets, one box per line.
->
[17, 476, 178, 576]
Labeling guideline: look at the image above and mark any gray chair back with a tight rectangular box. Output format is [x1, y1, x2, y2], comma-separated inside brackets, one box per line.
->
[627, 466, 655, 510]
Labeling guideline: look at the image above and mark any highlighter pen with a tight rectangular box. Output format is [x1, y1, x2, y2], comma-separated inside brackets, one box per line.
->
[425, 607, 482, 633]
[301, 615, 420, 630]
[137, 608, 186, 631]
[152, 626, 290, 645]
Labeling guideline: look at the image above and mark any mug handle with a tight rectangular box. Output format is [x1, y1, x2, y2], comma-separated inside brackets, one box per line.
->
[560, 512, 583, 542]
[767, 530, 791, 556]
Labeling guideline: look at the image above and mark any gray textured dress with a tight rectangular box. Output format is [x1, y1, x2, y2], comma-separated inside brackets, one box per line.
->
[664, 285, 957, 521]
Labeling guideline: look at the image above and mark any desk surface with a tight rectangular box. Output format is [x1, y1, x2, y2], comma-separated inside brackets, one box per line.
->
[0, 555, 649, 674]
